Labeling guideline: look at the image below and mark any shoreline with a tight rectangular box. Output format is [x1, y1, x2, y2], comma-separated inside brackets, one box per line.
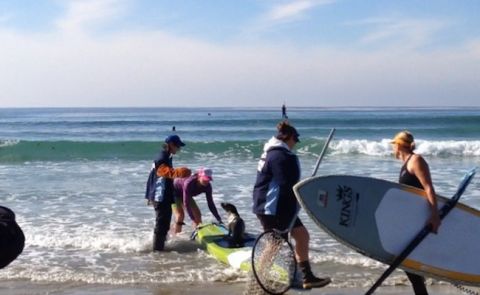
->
[0, 280, 467, 295]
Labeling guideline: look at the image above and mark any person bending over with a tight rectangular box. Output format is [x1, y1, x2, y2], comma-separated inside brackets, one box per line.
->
[172, 168, 222, 233]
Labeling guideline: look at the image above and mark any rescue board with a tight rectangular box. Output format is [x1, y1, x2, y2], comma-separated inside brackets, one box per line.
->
[293, 175, 480, 286]
[194, 223, 255, 271]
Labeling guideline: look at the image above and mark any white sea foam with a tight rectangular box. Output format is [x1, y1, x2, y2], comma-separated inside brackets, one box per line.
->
[329, 139, 480, 157]
[0, 139, 19, 147]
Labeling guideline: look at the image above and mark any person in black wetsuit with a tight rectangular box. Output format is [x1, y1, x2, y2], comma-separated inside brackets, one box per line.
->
[391, 131, 441, 295]
[145, 135, 191, 251]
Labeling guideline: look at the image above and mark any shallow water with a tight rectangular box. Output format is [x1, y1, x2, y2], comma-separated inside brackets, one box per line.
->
[1, 107, 479, 288]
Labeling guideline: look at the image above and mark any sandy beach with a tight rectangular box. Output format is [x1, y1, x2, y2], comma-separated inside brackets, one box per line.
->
[0, 280, 470, 295]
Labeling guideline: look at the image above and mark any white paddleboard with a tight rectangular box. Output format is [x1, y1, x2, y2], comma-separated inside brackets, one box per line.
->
[293, 175, 480, 286]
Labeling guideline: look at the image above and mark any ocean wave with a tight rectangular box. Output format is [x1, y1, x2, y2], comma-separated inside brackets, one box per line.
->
[330, 139, 480, 157]
[0, 139, 19, 147]
[1, 139, 479, 162]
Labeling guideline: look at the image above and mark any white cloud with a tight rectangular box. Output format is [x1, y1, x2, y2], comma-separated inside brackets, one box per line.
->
[55, 0, 128, 33]
[0, 3, 478, 107]
[352, 17, 448, 49]
[263, 0, 335, 23]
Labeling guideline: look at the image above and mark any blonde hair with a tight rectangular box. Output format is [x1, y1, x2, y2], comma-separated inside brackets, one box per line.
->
[391, 130, 416, 151]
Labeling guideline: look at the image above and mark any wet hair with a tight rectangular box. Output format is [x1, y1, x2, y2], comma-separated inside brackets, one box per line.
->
[391, 130, 416, 151]
[275, 120, 299, 142]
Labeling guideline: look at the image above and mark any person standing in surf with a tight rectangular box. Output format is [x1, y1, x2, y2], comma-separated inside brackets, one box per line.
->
[145, 135, 191, 251]
[391, 130, 441, 295]
[252, 121, 331, 289]
[172, 167, 222, 233]
[282, 103, 288, 119]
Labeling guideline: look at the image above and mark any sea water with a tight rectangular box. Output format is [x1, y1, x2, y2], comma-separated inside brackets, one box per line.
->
[0, 107, 479, 288]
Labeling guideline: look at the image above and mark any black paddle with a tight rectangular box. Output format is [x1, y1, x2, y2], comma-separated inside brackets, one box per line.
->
[365, 167, 477, 295]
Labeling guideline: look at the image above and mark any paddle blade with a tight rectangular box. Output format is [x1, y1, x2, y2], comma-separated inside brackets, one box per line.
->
[251, 230, 296, 295]
[452, 168, 476, 203]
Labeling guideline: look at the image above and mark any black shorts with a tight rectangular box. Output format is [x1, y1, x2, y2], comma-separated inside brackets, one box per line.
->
[256, 214, 303, 232]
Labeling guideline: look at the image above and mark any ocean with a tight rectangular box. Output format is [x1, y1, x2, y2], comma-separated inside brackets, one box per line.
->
[1, 107, 479, 291]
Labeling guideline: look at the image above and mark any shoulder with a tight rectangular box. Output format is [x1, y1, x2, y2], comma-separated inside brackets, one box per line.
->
[184, 175, 198, 186]
[409, 154, 429, 172]
[267, 147, 295, 160]
[155, 150, 170, 162]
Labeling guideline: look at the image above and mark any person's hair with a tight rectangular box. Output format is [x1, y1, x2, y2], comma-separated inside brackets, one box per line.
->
[392, 130, 416, 151]
[162, 143, 171, 152]
[275, 120, 299, 142]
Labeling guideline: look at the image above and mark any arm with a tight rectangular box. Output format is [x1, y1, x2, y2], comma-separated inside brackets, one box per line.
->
[411, 155, 441, 233]
[268, 151, 301, 221]
[205, 185, 222, 223]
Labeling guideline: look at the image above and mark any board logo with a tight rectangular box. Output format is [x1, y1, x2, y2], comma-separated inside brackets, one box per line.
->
[317, 190, 328, 208]
[336, 185, 359, 227]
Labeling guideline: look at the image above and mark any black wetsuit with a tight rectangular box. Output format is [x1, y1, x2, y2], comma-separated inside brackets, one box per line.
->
[0, 206, 25, 269]
[399, 154, 429, 295]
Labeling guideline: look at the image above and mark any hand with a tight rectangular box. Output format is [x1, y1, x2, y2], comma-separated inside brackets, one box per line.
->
[428, 211, 441, 234]
[146, 199, 152, 206]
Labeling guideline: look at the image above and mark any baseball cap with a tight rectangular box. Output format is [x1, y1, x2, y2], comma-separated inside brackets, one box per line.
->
[390, 131, 414, 148]
[198, 167, 213, 182]
[165, 135, 185, 147]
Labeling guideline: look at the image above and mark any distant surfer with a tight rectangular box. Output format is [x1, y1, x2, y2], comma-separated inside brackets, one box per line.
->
[391, 130, 440, 295]
[282, 103, 288, 119]
[172, 168, 222, 234]
[144, 135, 191, 251]
[253, 121, 331, 289]
[172, 126, 176, 132]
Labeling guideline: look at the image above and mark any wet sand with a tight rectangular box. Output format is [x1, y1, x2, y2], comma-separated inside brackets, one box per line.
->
[0, 280, 468, 295]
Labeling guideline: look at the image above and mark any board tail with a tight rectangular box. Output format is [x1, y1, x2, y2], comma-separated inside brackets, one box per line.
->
[365, 167, 477, 295]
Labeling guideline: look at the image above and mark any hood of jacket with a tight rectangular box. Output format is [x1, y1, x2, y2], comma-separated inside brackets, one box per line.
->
[257, 137, 291, 172]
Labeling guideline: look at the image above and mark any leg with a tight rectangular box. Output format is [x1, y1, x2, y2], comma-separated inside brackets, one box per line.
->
[290, 224, 309, 263]
[153, 200, 172, 251]
[190, 199, 202, 226]
[405, 272, 428, 295]
[290, 219, 330, 289]
[172, 197, 184, 233]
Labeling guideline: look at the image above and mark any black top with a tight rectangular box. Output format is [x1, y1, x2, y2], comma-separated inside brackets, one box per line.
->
[399, 154, 423, 189]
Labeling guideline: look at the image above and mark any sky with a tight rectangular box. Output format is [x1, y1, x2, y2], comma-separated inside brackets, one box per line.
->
[0, 0, 479, 107]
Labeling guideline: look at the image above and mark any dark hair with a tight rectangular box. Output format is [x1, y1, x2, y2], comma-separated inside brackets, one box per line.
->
[275, 120, 299, 142]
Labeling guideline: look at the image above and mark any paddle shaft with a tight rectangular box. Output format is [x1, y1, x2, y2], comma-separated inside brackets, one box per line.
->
[365, 168, 476, 295]
[311, 128, 336, 177]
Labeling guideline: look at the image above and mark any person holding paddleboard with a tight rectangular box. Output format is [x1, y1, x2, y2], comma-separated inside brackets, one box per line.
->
[252, 121, 331, 289]
[145, 135, 191, 251]
[172, 167, 222, 233]
[391, 130, 441, 295]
